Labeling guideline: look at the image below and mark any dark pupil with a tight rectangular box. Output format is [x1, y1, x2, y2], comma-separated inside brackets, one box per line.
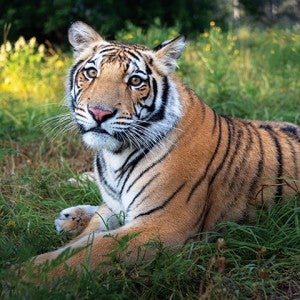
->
[132, 77, 141, 85]
[88, 69, 96, 77]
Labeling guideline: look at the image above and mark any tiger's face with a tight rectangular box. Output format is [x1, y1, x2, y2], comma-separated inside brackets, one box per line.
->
[67, 22, 185, 152]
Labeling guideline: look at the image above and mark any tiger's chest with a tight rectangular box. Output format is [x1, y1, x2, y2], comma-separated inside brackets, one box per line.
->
[93, 148, 159, 221]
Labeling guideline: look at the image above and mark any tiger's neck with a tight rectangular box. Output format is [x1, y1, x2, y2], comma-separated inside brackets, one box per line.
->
[93, 76, 215, 214]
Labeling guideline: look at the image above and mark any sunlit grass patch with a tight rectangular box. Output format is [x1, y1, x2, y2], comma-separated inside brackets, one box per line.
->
[0, 36, 71, 142]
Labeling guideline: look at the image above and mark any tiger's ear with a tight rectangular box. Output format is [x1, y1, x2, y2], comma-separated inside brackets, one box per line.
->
[68, 21, 104, 57]
[153, 35, 186, 73]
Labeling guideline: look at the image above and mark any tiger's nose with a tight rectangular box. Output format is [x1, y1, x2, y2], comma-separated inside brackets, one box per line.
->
[87, 105, 113, 121]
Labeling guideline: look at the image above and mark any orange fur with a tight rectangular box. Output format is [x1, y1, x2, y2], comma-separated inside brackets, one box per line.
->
[31, 22, 300, 277]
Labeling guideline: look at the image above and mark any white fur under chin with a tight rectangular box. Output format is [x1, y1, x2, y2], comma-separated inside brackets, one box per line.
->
[82, 132, 123, 152]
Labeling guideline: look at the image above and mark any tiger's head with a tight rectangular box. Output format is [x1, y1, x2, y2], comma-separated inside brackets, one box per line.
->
[67, 21, 185, 152]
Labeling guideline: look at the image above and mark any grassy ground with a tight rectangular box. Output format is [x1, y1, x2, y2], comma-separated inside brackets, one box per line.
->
[0, 25, 299, 299]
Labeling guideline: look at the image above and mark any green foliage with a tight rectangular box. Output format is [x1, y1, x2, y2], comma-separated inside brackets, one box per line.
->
[1, 0, 299, 45]
[180, 26, 300, 123]
[0, 0, 230, 43]
[0, 26, 299, 298]
[0, 36, 71, 142]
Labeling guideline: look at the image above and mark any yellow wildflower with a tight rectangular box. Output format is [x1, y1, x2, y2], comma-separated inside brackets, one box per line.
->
[14, 36, 26, 50]
[38, 44, 45, 53]
[205, 44, 211, 52]
[210, 21, 215, 27]
[29, 37, 37, 48]
[123, 33, 133, 40]
[170, 29, 179, 38]
[55, 60, 64, 68]
[5, 41, 12, 52]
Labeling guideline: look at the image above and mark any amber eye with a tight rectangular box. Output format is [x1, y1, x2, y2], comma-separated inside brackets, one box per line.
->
[128, 75, 143, 87]
[85, 67, 98, 79]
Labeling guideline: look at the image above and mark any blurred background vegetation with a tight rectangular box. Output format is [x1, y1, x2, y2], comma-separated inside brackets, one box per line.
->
[1, 0, 300, 44]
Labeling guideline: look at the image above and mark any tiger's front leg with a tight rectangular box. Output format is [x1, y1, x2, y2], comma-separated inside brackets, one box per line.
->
[55, 203, 120, 235]
[32, 216, 189, 277]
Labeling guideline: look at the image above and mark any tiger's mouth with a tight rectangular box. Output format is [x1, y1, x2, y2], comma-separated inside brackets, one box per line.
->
[85, 127, 109, 135]
[83, 125, 126, 145]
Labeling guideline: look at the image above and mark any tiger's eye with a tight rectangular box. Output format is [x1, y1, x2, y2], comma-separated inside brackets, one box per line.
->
[129, 76, 143, 87]
[86, 67, 98, 78]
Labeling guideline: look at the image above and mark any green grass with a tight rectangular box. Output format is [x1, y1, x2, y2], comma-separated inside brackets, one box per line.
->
[0, 25, 299, 299]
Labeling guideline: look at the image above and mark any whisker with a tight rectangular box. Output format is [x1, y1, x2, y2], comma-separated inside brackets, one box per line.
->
[38, 110, 77, 143]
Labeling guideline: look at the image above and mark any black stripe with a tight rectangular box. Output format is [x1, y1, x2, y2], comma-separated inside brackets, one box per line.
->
[134, 183, 185, 219]
[212, 109, 218, 133]
[200, 120, 262, 229]
[187, 88, 195, 105]
[69, 59, 84, 91]
[126, 50, 141, 61]
[69, 60, 84, 109]
[197, 117, 232, 231]
[246, 123, 265, 197]
[116, 116, 132, 121]
[145, 76, 169, 124]
[114, 121, 130, 126]
[96, 155, 119, 198]
[76, 107, 85, 112]
[138, 78, 156, 113]
[199, 99, 206, 122]
[126, 174, 158, 212]
[209, 121, 253, 226]
[223, 126, 243, 176]
[187, 114, 222, 202]
[152, 77, 158, 106]
[260, 125, 284, 201]
[215, 121, 254, 220]
[76, 112, 87, 119]
[77, 123, 85, 134]
[126, 143, 176, 193]
[227, 121, 254, 193]
[141, 91, 151, 102]
[86, 59, 96, 66]
[136, 70, 147, 76]
[285, 137, 298, 179]
[208, 116, 232, 187]
[98, 47, 118, 55]
[119, 151, 149, 194]
[116, 152, 140, 185]
[145, 63, 152, 75]
[116, 149, 140, 176]
[280, 125, 300, 142]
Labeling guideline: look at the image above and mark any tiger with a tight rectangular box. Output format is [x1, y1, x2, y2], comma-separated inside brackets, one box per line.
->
[32, 21, 300, 276]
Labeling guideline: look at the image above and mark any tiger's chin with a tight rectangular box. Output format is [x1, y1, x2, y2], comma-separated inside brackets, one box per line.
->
[82, 131, 124, 152]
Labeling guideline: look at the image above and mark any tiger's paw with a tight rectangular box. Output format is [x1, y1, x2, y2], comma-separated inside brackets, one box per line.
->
[55, 205, 99, 235]
[68, 172, 96, 187]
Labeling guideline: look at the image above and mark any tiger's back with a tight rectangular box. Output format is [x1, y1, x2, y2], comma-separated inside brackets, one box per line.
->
[124, 79, 300, 235]
[32, 22, 300, 275]
[170, 83, 299, 231]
